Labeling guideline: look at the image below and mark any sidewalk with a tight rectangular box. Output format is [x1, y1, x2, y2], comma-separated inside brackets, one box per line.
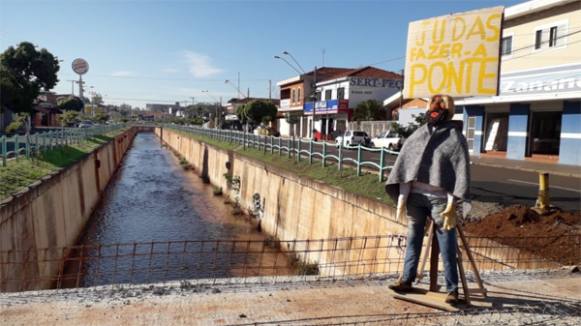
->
[471, 156, 581, 178]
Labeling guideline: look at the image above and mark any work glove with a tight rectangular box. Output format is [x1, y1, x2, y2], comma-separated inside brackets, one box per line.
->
[441, 202, 457, 231]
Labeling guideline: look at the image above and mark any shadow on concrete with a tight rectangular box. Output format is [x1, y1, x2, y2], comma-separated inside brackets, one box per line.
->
[226, 291, 581, 325]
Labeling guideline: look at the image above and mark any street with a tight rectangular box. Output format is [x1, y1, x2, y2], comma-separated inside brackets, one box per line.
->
[302, 141, 581, 211]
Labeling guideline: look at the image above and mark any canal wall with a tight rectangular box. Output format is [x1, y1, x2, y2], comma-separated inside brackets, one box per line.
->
[0, 128, 140, 292]
[157, 128, 560, 276]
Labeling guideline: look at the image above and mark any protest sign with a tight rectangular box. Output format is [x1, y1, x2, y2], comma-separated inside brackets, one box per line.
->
[403, 7, 504, 98]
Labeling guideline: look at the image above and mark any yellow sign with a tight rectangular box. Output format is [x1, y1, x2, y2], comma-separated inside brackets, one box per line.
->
[403, 7, 504, 99]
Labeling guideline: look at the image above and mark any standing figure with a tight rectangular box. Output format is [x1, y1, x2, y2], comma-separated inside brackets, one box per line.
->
[384, 94, 470, 304]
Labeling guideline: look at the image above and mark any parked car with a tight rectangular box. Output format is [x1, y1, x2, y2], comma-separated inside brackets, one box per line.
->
[335, 130, 371, 147]
[371, 130, 401, 150]
[78, 120, 94, 128]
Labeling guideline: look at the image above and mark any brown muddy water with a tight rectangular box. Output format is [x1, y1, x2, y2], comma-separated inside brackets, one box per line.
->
[69, 132, 294, 288]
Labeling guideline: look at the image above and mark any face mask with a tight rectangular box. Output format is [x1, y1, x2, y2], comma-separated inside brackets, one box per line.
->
[427, 108, 448, 126]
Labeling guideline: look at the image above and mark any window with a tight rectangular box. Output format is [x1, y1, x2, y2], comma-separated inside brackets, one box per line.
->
[535, 23, 567, 50]
[337, 87, 345, 100]
[325, 89, 332, 100]
[291, 89, 296, 102]
[549, 26, 558, 47]
[297, 88, 301, 102]
[501, 36, 512, 55]
[535, 30, 543, 49]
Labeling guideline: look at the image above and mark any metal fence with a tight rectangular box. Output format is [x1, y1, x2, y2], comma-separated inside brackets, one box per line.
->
[1, 125, 122, 167]
[170, 125, 399, 181]
[2, 233, 578, 292]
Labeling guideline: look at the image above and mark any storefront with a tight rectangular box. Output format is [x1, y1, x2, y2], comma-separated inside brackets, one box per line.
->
[459, 63, 581, 165]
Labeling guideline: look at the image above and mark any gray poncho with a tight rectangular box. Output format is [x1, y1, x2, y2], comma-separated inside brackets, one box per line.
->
[385, 121, 470, 202]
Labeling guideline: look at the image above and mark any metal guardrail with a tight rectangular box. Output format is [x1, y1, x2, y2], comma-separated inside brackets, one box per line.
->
[0, 125, 122, 167]
[169, 125, 400, 182]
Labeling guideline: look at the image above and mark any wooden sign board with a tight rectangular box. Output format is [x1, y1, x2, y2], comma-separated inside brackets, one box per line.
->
[403, 7, 504, 99]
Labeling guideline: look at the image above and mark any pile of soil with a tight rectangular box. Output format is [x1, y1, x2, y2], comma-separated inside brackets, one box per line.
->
[463, 205, 581, 265]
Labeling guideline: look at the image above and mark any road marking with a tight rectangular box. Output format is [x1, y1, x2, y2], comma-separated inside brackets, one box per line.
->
[508, 179, 581, 194]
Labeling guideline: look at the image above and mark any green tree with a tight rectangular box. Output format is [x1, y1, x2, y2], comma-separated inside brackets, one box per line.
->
[236, 104, 248, 123]
[4, 113, 28, 134]
[392, 112, 427, 138]
[0, 42, 60, 114]
[352, 100, 386, 121]
[57, 96, 85, 112]
[93, 111, 109, 123]
[59, 110, 80, 127]
[92, 94, 103, 106]
[244, 100, 277, 127]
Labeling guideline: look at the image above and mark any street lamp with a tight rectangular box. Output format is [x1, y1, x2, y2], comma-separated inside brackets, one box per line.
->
[274, 55, 302, 74]
[224, 80, 247, 99]
[282, 51, 306, 73]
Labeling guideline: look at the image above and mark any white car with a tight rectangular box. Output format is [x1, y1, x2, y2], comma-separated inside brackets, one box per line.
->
[371, 130, 401, 150]
[335, 130, 371, 147]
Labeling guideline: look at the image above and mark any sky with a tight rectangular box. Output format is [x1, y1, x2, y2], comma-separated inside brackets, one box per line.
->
[0, 0, 521, 108]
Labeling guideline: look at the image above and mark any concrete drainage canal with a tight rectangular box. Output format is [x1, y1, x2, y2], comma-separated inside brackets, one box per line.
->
[58, 131, 296, 289]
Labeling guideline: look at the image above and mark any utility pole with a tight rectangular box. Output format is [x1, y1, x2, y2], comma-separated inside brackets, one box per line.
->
[247, 88, 250, 98]
[269, 80, 272, 102]
[237, 72, 241, 99]
[312, 66, 317, 138]
[190, 97, 195, 106]
[68, 80, 76, 95]
[398, 69, 404, 120]
[78, 75, 84, 100]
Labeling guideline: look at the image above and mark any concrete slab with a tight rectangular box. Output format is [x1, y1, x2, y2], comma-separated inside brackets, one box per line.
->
[1, 270, 580, 325]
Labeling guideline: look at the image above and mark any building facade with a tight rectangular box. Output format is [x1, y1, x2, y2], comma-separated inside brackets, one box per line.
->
[276, 66, 401, 138]
[277, 67, 352, 137]
[457, 0, 581, 165]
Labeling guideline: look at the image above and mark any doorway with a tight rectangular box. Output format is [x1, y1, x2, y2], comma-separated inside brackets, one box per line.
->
[528, 111, 561, 157]
[483, 113, 508, 153]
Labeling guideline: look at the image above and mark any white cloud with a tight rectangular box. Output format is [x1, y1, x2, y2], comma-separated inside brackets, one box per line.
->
[111, 70, 133, 77]
[183, 50, 222, 78]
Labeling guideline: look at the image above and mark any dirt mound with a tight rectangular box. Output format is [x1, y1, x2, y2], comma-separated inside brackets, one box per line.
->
[464, 205, 580, 238]
[463, 205, 581, 265]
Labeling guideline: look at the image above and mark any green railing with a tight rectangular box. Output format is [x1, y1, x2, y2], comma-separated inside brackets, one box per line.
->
[1, 125, 122, 167]
[169, 125, 399, 182]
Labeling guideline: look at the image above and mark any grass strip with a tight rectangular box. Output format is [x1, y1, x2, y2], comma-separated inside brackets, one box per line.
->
[171, 129, 394, 206]
[0, 130, 125, 201]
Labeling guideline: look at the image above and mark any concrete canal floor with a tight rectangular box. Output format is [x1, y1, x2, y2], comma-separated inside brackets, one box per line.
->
[1, 269, 580, 325]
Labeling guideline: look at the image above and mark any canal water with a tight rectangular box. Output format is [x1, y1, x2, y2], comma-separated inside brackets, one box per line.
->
[69, 132, 293, 287]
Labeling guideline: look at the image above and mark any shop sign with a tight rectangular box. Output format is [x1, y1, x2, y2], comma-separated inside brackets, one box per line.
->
[403, 7, 504, 98]
[500, 65, 581, 95]
[349, 77, 402, 88]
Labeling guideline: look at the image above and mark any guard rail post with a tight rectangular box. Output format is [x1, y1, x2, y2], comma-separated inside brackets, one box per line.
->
[1, 136, 6, 166]
[356, 144, 362, 176]
[378, 147, 385, 182]
[14, 135, 19, 159]
[338, 140, 343, 174]
[309, 139, 313, 165]
[297, 137, 301, 162]
[322, 141, 326, 167]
